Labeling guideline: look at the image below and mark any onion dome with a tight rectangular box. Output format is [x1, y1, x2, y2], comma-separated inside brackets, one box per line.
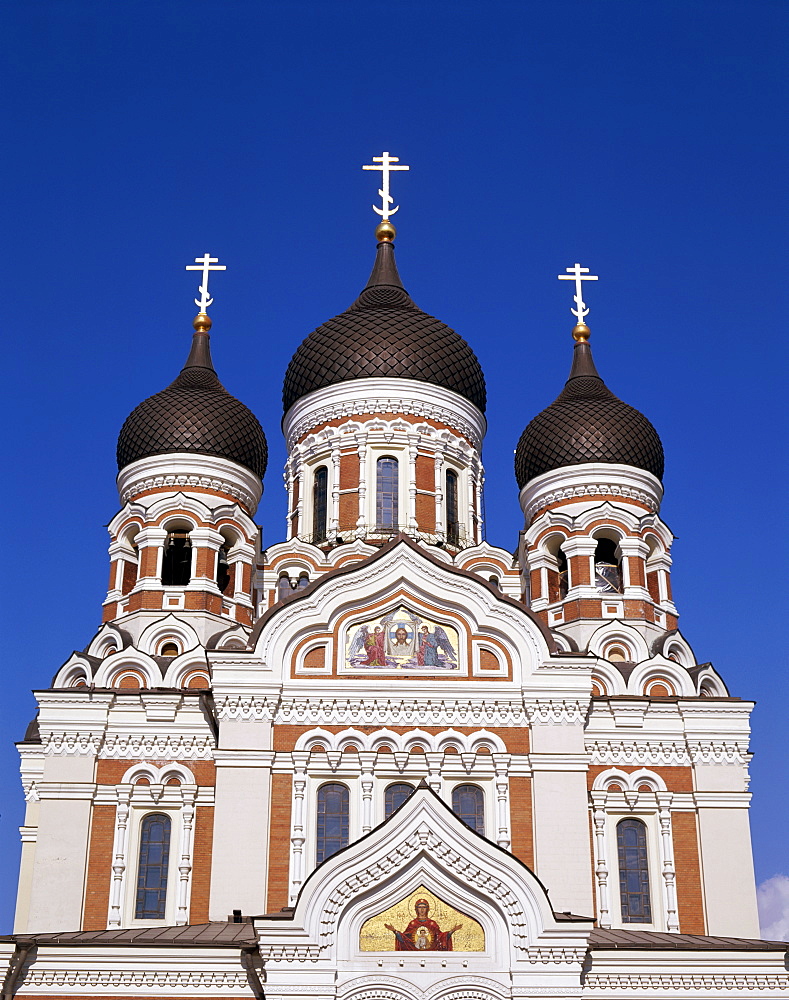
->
[117, 315, 267, 478]
[515, 325, 663, 489]
[282, 232, 486, 414]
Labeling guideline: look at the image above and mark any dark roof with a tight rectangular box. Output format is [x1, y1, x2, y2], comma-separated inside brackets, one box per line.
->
[0, 922, 257, 948]
[589, 928, 788, 951]
[282, 239, 486, 414]
[514, 336, 663, 488]
[117, 323, 267, 479]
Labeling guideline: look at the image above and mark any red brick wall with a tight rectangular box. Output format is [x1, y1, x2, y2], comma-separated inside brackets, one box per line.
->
[189, 805, 214, 923]
[266, 773, 293, 912]
[83, 804, 116, 930]
[509, 776, 534, 869]
[672, 811, 706, 933]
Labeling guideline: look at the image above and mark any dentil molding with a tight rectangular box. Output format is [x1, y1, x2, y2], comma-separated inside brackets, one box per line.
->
[117, 453, 263, 513]
[283, 378, 487, 451]
[519, 463, 663, 523]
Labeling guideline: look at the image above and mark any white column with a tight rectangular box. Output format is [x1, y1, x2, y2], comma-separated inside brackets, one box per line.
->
[108, 786, 131, 928]
[656, 791, 679, 932]
[408, 440, 418, 531]
[590, 791, 611, 928]
[284, 459, 295, 538]
[289, 751, 310, 901]
[492, 753, 511, 850]
[359, 751, 376, 834]
[474, 462, 485, 544]
[330, 441, 341, 535]
[356, 434, 368, 531]
[434, 449, 445, 540]
[175, 786, 197, 925]
[466, 464, 476, 545]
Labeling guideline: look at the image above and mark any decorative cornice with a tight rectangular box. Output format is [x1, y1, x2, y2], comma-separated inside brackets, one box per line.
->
[39, 731, 215, 758]
[21, 969, 249, 989]
[584, 972, 788, 990]
[520, 463, 663, 524]
[214, 696, 529, 728]
[283, 378, 487, 451]
[117, 453, 262, 513]
[100, 733, 215, 759]
[587, 739, 751, 766]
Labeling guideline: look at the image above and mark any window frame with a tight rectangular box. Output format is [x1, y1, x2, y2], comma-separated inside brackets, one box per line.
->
[616, 817, 653, 924]
[312, 465, 329, 543]
[134, 812, 172, 921]
[124, 807, 181, 926]
[384, 781, 415, 819]
[375, 455, 400, 530]
[315, 781, 351, 865]
[450, 782, 486, 836]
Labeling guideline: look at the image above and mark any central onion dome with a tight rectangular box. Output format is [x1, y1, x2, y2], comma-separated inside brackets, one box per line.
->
[117, 315, 267, 478]
[282, 235, 486, 414]
[515, 326, 663, 489]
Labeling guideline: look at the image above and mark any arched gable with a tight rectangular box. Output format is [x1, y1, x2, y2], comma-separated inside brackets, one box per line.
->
[248, 535, 553, 683]
[254, 784, 592, 968]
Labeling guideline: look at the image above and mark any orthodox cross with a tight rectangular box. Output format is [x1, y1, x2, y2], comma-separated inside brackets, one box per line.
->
[362, 151, 410, 220]
[186, 254, 226, 313]
[558, 263, 598, 323]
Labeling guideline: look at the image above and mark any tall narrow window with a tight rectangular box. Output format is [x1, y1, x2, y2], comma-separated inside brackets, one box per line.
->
[617, 818, 652, 923]
[376, 457, 399, 529]
[316, 783, 349, 864]
[452, 784, 484, 835]
[594, 538, 622, 594]
[385, 782, 414, 818]
[446, 469, 459, 545]
[216, 545, 232, 594]
[135, 813, 171, 920]
[313, 466, 328, 543]
[557, 548, 569, 600]
[162, 531, 192, 586]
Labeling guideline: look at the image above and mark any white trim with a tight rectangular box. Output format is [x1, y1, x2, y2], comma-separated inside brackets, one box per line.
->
[117, 453, 263, 514]
[283, 377, 487, 450]
[519, 463, 663, 524]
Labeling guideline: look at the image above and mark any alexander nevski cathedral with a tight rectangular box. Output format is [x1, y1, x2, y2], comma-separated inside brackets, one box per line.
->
[2, 155, 786, 998]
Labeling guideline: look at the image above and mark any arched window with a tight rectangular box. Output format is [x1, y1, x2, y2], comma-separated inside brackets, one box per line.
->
[316, 783, 349, 864]
[445, 469, 459, 545]
[376, 457, 399, 529]
[313, 466, 328, 543]
[216, 545, 232, 594]
[557, 548, 569, 599]
[135, 813, 171, 920]
[452, 784, 484, 835]
[594, 538, 622, 594]
[162, 531, 192, 586]
[617, 818, 652, 923]
[385, 782, 414, 818]
[277, 574, 293, 601]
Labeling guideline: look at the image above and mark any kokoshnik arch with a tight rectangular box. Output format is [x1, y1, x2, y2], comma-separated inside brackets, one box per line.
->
[1, 154, 786, 1000]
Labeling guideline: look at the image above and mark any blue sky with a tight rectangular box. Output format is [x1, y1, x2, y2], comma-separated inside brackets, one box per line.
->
[2, 1, 786, 932]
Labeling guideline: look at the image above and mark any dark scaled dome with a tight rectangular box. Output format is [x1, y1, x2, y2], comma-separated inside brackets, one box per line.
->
[282, 238, 486, 414]
[117, 319, 267, 478]
[515, 332, 663, 489]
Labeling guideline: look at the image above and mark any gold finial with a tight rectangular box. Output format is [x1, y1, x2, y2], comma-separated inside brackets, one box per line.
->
[572, 323, 590, 342]
[193, 312, 212, 333]
[375, 220, 396, 243]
